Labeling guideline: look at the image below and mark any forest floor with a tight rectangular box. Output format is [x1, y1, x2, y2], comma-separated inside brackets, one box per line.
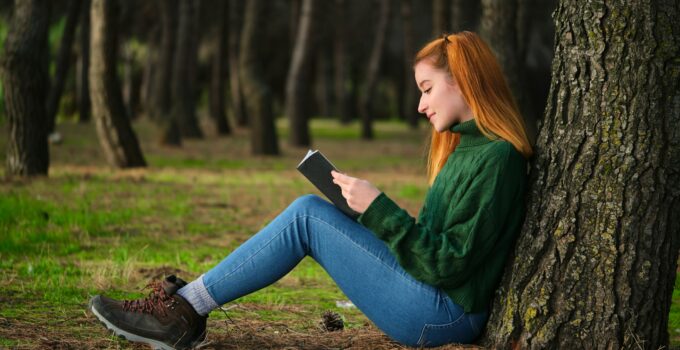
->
[0, 117, 678, 349]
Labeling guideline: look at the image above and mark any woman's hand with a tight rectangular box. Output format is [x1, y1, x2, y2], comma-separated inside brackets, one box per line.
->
[331, 170, 381, 214]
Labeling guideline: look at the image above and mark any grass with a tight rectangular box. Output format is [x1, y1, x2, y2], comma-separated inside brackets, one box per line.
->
[0, 116, 678, 348]
[0, 117, 433, 349]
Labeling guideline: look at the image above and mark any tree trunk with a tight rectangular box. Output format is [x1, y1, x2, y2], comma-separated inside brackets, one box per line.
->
[209, 0, 231, 136]
[450, 0, 480, 32]
[122, 42, 142, 120]
[482, 0, 680, 348]
[240, 0, 279, 155]
[1, 0, 50, 176]
[285, 0, 315, 147]
[172, 0, 203, 139]
[432, 0, 449, 36]
[400, 0, 418, 129]
[77, 0, 91, 123]
[333, 0, 350, 124]
[150, 0, 181, 146]
[228, 0, 246, 127]
[46, 0, 81, 134]
[358, 0, 389, 140]
[480, 0, 536, 142]
[89, 0, 146, 168]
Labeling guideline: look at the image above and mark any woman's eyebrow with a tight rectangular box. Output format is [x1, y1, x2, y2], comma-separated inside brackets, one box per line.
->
[418, 80, 431, 88]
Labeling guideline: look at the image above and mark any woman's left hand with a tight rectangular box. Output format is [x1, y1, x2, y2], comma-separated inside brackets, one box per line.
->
[331, 170, 381, 214]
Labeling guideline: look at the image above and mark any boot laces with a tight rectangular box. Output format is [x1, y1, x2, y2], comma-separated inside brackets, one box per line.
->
[122, 281, 177, 316]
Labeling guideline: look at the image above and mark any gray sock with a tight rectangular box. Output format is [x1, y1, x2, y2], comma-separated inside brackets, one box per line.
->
[177, 274, 219, 316]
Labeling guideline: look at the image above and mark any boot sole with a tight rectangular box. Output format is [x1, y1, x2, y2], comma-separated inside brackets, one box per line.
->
[89, 298, 181, 350]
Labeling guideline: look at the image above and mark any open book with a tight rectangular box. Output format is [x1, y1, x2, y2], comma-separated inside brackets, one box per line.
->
[296, 150, 360, 219]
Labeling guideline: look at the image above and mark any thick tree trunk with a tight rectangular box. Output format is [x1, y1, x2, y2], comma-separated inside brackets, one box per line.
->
[240, 0, 279, 155]
[400, 0, 418, 129]
[480, 0, 536, 142]
[77, 0, 91, 123]
[358, 0, 389, 140]
[46, 0, 81, 134]
[482, 0, 680, 348]
[89, 0, 146, 168]
[1, 0, 50, 176]
[209, 0, 231, 136]
[172, 0, 203, 139]
[285, 0, 315, 147]
[333, 0, 350, 124]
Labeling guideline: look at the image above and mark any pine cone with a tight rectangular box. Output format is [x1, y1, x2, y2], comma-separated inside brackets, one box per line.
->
[320, 310, 344, 332]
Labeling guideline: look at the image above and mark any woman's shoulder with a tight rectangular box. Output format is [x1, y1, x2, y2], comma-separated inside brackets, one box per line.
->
[483, 139, 524, 161]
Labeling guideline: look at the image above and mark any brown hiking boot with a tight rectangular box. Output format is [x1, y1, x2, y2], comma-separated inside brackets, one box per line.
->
[89, 275, 207, 350]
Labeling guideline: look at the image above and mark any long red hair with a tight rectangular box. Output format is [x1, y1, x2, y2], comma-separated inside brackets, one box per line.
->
[415, 32, 533, 185]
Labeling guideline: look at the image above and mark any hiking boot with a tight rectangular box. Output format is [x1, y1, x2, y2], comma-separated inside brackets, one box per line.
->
[89, 275, 207, 350]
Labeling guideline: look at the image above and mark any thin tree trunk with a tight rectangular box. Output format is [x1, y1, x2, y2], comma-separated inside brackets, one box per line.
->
[228, 0, 246, 127]
[89, 0, 146, 168]
[401, 0, 418, 129]
[77, 0, 91, 123]
[333, 0, 350, 124]
[209, 0, 231, 136]
[151, 0, 180, 146]
[450, 0, 480, 32]
[432, 0, 449, 36]
[1, 0, 50, 176]
[46, 0, 81, 134]
[480, 0, 535, 141]
[482, 0, 680, 348]
[285, 0, 315, 147]
[240, 0, 278, 155]
[172, 0, 203, 139]
[358, 0, 389, 140]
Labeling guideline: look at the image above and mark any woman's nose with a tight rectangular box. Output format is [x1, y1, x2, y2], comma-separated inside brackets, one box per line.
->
[417, 95, 427, 114]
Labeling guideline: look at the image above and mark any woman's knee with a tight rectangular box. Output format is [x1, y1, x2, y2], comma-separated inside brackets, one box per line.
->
[289, 194, 326, 212]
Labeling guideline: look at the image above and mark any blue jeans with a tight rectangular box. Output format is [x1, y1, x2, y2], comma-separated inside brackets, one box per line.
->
[202, 194, 488, 347]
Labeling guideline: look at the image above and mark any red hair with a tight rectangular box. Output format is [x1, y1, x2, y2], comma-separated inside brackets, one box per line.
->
[414, 32, 533, 185]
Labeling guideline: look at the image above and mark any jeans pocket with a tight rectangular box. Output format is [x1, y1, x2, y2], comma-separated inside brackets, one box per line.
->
[417, 314, 470, 347]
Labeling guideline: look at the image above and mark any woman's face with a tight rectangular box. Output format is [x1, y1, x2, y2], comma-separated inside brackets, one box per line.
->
[414, 61, 473, 132]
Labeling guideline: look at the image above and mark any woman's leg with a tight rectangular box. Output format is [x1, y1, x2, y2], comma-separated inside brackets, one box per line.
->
[180, 194, 487, 347]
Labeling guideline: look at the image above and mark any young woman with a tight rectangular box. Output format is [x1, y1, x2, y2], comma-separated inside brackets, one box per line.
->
[89, 31, 533, 349]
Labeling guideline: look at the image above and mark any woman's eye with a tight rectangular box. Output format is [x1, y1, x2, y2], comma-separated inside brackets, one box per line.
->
[424, 88, 431, 94]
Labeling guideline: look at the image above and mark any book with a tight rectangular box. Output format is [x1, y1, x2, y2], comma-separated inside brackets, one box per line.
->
[296, 150, 360, 219]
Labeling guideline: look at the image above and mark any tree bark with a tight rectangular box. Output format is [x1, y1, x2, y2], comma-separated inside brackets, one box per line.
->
[46, 0, 81, 134]
[171, 0, 203, 139]
[333, 0, 350, 124]
[208, 0, 231, 136]
[358, 0, 389, 140]
[1, 0, 50, 176]
[480, 0, 536, 142]
[400, 0, 418, 129]
[228, 0, 246, 127]
[285, 0, 315, 147]
[239, 0, 279, 155]
[482, 0, 680, 348]
[89, 0, 146, 168]
[77, 0, 91, 123]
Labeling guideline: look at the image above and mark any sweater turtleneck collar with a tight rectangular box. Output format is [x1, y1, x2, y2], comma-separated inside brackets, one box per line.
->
[449, 118, 494, 148]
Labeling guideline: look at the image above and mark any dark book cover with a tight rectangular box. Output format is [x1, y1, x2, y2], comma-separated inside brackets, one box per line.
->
[296, 150, 360, 219]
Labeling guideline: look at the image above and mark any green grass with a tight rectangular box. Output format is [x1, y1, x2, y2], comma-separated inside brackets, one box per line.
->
[0, 118, 428, 347]
[1, 117, 677, 348]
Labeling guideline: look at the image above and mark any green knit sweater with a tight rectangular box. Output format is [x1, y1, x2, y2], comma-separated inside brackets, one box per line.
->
[357, 119, 527, 313]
